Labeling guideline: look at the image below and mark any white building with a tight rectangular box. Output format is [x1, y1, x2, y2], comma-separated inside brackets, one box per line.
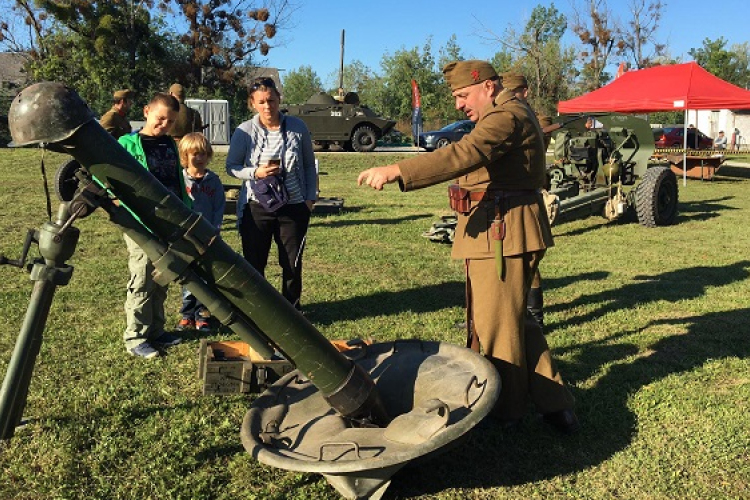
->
[692, 109, 750, 149]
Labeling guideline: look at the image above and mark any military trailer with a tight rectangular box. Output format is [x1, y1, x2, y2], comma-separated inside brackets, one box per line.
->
[283, 91, 396, 152]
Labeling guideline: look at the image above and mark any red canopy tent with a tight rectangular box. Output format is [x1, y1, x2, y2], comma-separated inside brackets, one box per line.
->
[558, 61, 750, 113]
[558, 62, 750, 183]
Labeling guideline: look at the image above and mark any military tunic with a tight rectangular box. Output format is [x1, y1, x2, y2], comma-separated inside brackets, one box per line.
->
[100, 106, 132, 139]
[170, 103, 203, 140]
[397, 89, 573, 419]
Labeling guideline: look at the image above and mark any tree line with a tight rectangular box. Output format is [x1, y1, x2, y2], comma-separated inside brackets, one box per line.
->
[3, 0, 750, 130]
[1, 0, 293, 120]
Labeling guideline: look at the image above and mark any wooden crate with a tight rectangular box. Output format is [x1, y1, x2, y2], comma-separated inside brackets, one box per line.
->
[197, 338, 372, 395]
[198, 340, 294, 395]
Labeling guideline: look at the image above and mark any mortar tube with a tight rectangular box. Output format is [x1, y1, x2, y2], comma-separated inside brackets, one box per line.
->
[102, 198, 277, 359]
[50, 121, 389, 426]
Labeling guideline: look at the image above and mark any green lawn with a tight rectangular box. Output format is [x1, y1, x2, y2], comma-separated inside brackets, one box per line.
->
[1, 148, 749, 499]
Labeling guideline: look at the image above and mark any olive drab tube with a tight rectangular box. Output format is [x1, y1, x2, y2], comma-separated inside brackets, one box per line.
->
[6, 83, 389, 427]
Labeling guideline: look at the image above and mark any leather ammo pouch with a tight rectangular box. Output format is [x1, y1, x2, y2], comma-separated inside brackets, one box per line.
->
[448, 184, 472, 214]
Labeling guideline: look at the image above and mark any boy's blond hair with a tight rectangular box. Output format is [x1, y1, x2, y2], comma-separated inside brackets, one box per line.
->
[179, 132, 214, 166]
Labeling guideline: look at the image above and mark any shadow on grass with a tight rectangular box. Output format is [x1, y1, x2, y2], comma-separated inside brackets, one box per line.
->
[677, 195, 738, 223]
[305, 281, 466, 325]
[543, 270, 610, 291]
[714, 164, 750, 180]
[549, 260, 750, 332]
[385, 261, 750, 497]
[309, 212, 433, 229]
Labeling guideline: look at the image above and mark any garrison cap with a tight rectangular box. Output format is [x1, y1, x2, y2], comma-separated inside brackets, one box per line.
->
[113, 89, 133, 101]
[442, 60, 498, 91]
[501, 72, 528, 91]
[169, 83, 184, 98]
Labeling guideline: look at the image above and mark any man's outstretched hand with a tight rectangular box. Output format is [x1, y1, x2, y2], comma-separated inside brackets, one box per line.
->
[357, 164, 402, 191]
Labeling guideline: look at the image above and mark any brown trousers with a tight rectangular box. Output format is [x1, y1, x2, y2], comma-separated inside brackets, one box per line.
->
[467, 253, 574, 420]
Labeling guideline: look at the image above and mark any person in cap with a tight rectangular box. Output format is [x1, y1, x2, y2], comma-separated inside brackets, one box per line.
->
[502, 71, 550, 332]
[168, 83, 204, 141]
[100, 89, 133, 139]
[358, 60, 578, 433]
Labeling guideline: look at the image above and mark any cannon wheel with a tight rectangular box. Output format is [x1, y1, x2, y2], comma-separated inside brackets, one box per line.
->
[351, 125, 377, 153]
[54, 158, 82, 202]
[635, 166, 678, 227]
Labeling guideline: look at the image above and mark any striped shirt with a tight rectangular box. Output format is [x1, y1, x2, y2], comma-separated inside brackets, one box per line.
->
[260, 129, 304, 204]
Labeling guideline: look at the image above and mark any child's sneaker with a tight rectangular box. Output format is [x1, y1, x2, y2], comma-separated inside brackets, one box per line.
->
[195, 318, 211, 332]
[128, 342, 160, 359]
[176, 318, 195, 331]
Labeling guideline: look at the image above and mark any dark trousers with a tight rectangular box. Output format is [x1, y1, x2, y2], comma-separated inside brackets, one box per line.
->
[240, 201, 311, 309]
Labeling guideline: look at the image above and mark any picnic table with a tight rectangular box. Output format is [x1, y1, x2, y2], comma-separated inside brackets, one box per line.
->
[664, 153, 725, 181]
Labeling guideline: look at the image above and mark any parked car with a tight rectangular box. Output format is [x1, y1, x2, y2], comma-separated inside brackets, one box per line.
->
[653, 126, 713, 149]
[419, 120, 475, 151]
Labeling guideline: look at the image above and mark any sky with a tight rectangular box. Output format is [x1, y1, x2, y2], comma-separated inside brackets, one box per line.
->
[265, 0, 750, 88]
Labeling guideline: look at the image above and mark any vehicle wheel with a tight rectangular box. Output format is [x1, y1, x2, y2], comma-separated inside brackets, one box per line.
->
[351, 126, 377, 153]
[55, 158, 82, 202]
[436, 137, 450, 149]
[635, 166, 678, 227]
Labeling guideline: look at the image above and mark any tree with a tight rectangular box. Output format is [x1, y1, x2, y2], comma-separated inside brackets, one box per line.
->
[376, 40, 446, 126]
[325, 59, 377, 96]
[615, 0, 666, 69]
[14, 0, 185, 115]
[173, 0, 292, 89]
[477, 3, 575, 115]
[0, 0, 50, 56]
[282, 65, 322, 104]
[689, 37, 750, 88]
[570, 0, 619, 90]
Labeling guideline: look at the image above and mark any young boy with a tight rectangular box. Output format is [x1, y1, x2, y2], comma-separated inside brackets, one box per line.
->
[176, 132, 225, 332]
[119, 93, 191, 359]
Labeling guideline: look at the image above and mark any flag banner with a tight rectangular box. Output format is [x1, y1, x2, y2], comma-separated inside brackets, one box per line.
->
[411, 79, 423, 146]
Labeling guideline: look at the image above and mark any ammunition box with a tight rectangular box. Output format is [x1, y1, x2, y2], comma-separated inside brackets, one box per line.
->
[198, 340, 294, 395]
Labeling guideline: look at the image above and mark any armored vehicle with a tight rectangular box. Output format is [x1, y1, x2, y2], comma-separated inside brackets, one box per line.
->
[283, 91, 396, 152]
[282, 29, 396, 153]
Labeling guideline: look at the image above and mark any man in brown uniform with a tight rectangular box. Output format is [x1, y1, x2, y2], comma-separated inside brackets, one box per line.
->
[502, 72, 550, 331]
[168, 83, 203, 141]
[358, 60, 578, 433]
[99, 89, 133, 139]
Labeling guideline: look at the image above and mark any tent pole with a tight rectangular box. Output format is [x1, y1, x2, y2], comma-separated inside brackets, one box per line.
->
[683, 109, 688, 186]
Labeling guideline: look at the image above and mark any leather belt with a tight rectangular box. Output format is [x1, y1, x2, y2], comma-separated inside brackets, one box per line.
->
[467, 189, 538, 201]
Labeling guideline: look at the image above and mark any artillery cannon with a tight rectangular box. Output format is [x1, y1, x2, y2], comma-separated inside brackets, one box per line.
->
[0, 82, 499, 499]
[422, 113, 679, 243]
[545, 113, 678, 227]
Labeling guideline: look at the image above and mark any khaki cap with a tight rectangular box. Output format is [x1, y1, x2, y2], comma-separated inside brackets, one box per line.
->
[113, 89, 133, 101]
[169, 83, 184, 98]
[442, 60, 498, 91]
[501, 72, 528, 91]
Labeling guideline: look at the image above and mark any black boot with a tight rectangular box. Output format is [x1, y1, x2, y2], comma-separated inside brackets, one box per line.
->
[527, 286, 544, 332]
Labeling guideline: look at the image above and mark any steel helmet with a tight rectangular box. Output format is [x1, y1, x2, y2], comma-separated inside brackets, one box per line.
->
[9, 82, 96, 147]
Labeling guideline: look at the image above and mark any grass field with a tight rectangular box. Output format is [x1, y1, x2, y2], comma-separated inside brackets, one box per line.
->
[1, 148, 749, 499]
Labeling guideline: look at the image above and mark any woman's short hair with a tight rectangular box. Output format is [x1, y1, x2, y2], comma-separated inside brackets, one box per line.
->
[248, 77, 280, 101]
